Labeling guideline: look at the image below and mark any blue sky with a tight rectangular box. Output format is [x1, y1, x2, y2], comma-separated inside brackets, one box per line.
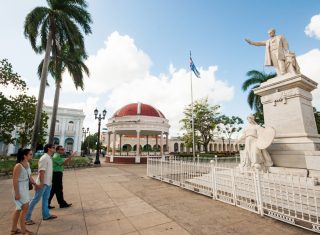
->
[1, 1, 320, 136]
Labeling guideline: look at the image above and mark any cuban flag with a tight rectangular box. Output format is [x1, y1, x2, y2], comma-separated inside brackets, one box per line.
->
[190, 54, 200, 78]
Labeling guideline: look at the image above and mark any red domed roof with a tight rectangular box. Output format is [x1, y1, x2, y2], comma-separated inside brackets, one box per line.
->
[113, 103, 165, 118]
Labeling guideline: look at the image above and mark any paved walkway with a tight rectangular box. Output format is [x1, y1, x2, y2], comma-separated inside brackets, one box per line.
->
[0, 158, 313, 235]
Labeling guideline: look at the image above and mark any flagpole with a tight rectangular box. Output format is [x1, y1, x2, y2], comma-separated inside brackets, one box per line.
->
[190, 51, 195, 162]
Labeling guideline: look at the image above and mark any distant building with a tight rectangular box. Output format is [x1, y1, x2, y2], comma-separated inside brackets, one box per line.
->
[101, 102, 241, 163]
[0, 106, 85, 156]
[43, 106, 85, 153]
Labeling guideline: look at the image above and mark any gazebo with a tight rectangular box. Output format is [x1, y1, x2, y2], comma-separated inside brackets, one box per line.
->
[105, 102, 170, 163]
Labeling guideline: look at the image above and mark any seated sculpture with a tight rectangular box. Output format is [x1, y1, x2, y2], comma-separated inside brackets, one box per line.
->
[285, 51, 300, 74]
[236, 115, 275, 172]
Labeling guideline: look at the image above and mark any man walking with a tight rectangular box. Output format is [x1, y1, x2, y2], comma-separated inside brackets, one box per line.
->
[26, 144, 57, 224]
[48, 145, 76, 209]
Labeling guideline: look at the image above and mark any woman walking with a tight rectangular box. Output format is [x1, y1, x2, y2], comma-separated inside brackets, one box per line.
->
[11, 148, 36, 235]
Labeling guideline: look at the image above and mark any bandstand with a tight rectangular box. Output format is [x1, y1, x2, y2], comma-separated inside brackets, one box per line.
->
[105, 103, 170, 163]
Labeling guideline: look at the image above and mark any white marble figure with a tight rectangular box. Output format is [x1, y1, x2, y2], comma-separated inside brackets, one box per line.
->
[285, 51, 300, 74]
[236, 115, 274, 172]
[245, 28, 300, 76]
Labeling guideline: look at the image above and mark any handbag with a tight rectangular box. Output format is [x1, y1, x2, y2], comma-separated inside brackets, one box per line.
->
[28, 179, 33, 190]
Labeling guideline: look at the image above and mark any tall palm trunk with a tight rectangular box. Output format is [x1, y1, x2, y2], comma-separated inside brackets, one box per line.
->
[31, 30, 53, 152]
[48, 80, 61, 143]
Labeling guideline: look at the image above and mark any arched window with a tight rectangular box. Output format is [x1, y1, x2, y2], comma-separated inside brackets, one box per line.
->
[174, 143, 179, 152]
[122, 144, 132, 152]
[64, 138, 74, 153]
[53, 137, 60, 145]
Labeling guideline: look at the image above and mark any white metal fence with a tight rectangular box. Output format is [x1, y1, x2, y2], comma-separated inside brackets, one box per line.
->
[147, 157, 320, 233]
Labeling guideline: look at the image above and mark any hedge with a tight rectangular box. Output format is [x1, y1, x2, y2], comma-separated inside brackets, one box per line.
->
[0, 156, 93, 176]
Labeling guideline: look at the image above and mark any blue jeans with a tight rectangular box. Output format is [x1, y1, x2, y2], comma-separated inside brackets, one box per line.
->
[26, 184, 52, 220]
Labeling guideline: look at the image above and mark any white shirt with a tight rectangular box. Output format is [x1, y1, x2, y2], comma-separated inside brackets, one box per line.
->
[36, 153, 53, 186]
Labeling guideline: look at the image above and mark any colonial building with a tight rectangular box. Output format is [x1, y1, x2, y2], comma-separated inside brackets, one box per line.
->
[43, 105, 85, 153]
[102, 102, 241, 163]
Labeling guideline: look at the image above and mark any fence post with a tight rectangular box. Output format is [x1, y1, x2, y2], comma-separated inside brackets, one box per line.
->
[231, 168, 236, 205]
[160, 159, 163, 181]
[210, 160, 215, 199]
[255, 170, 264, 216]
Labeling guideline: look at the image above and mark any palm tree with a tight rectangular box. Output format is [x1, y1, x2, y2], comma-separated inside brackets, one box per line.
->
[242, 70, 276, 112]
[38, 44, 89, 143]
[24, 0, 92, 151]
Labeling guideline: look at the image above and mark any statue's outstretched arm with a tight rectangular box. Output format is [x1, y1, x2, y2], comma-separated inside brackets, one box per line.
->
[245, 38, 266, 46]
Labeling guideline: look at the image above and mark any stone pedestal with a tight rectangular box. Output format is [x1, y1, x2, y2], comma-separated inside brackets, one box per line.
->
[254, 73, 320, 169]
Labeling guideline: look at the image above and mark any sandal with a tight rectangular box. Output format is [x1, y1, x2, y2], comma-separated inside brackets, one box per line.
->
[10, 228, 21, 234]
[22, 230, 34, 235]
[25, 220, 36, 225]
[43, 215, 57, 220]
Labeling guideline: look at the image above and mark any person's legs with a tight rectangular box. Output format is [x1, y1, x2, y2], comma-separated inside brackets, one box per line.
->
[26, 187, 44, 222]
[48, 173, 58, 206]
[42, 185, 52, 219]
[11, 209, 21, 232]
[55, 172, 67, 205]
[19, 203, 29, 233]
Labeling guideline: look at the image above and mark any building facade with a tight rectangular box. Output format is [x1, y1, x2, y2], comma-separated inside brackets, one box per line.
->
[101, 103, 241, 163]
[43, 106, 85, 153]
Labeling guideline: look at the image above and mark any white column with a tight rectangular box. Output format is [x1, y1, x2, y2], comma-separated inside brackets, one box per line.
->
[107, 132, 111, 155]
[136, 130, 140, 163]
[160, 131, 164, 158]
[111, 131, 116, 163]
[165, 133, 168, 153]
[119, 134, 122, 156]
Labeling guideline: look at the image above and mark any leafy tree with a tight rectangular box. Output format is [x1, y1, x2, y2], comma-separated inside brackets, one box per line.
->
[217, 115, 243, 153]
[0, 93, 16, 144]
[24, 0, 92, 151]
[242, 70, 276, 112]
[0, 59, 48, 147]
[83, 133, 101, 151]
[180, 98, 220, 153]
[0, 59, 25, 144]
[13, 94, 48, 148]
[0, 59, 26, 90]
[38, 43, 89, 143]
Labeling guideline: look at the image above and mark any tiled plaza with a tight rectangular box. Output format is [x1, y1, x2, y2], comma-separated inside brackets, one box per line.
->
[0, 159, 313, 235]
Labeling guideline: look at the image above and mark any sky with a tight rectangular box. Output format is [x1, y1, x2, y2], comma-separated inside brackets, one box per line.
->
[0, 0, 320, 137]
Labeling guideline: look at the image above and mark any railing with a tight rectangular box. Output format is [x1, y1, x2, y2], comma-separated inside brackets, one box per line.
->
[147, 158, 320, 233]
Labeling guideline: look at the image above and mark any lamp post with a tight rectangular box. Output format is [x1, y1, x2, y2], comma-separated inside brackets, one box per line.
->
[82, 127, 89, 156]
[94, 108, 107, 165]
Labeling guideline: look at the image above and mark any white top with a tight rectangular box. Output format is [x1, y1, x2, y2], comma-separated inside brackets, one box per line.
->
[36, 153, 53, 186]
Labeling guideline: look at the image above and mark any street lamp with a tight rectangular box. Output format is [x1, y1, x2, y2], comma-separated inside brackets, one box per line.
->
[94, 108, 107, 165]
[82, 127, 89, 156]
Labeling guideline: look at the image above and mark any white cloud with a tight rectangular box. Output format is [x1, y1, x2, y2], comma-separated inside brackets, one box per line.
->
[105, 64, 234, 136]
[297, 49, 320, 108]
[53, 32, 234, 136]
[305, 14, 320, 39]
[62, 31, 152, 94]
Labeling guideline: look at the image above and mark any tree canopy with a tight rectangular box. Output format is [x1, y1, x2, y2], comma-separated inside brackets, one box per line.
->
[0, 59, 48, 147]
[217, 115, 243, 152]
[180, 98, 220, 153]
